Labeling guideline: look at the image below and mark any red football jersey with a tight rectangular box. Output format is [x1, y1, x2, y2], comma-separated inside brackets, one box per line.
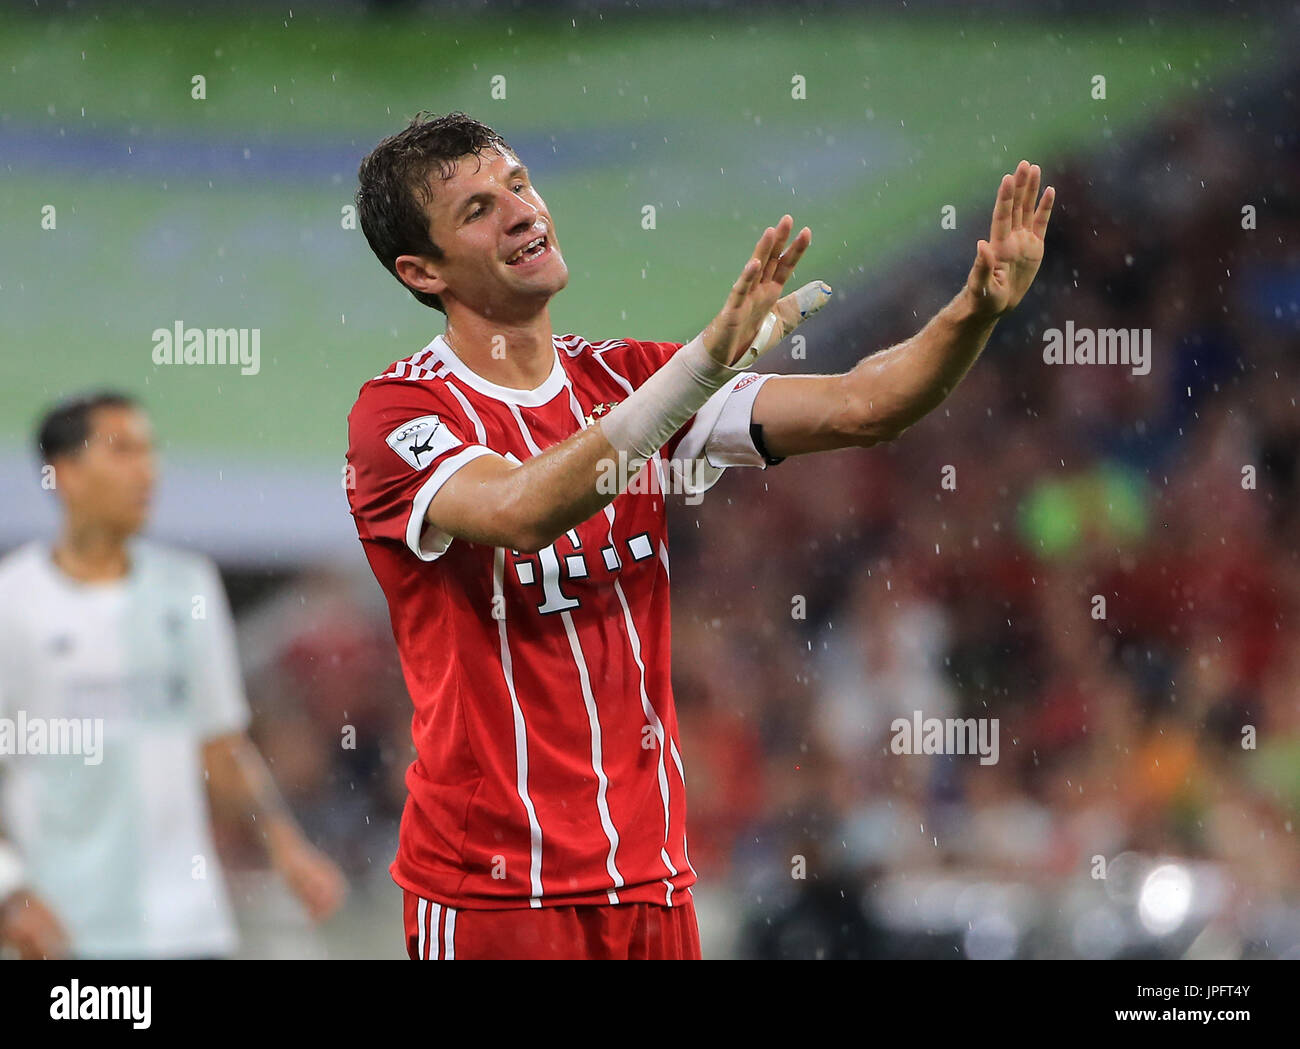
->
[346, 332, 775, 910]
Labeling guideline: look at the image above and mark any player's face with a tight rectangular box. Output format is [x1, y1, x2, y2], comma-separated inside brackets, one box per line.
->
[426, 146, 568, 313]
[57, 406, 156, 535]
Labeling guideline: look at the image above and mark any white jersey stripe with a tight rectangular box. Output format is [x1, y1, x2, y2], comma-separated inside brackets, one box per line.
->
[415, 352, 444, 382]
[427, 356, 454, 381]
[556, 333, 586, 357]
[402, 347, 435, 381]
[506, 403, 542, 456]
[444, 379, 489, 444]
[493, 545, 546, 906]
[667, 738, 699, 883]
[559, 375, 588, 434]
[612, 575, 680, 899]
[560, 607, 624, 903]
[591, 351, 636, 397]
[377, 344, 437, 381]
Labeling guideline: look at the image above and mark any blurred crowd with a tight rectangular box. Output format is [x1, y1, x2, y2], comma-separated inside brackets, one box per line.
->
[224, 65, 1299, 957]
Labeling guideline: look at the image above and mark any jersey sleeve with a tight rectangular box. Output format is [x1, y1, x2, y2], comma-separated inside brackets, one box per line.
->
[347, 379, 503, 562]
[188, 556, 253, 740]
[619, 339, 782, 499]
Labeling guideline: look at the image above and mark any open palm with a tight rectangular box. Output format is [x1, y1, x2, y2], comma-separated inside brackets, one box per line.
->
[967, 160, 1055, 317]
[703, 215, 812, 366]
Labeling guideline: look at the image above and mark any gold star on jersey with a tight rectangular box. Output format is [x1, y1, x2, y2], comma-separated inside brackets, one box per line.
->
[583, 401, 621, 428]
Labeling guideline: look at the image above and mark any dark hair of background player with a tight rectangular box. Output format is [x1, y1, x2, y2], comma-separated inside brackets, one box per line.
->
[36, 391, 139, 464]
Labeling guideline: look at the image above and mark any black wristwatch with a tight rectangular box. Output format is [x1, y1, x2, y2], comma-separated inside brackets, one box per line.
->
[750, 421, 785, 466]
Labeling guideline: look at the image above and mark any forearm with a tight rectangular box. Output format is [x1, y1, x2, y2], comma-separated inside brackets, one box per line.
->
[546, 337, 738, 536]
[841, 284, 998, 444]
[428, 334, 741, 553]
[441, 424, 634, 554]
[203, 734, 302, 861]
[202, 733, 346, 920]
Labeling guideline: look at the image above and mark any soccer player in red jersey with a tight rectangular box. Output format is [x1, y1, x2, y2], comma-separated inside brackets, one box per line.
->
[347, 112, 1053, 960]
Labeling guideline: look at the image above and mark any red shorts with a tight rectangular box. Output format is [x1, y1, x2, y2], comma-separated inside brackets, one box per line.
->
[403, 891, 702, 960]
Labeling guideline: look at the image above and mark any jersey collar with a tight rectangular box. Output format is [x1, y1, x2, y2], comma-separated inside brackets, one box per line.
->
[432, 333, 567, 408]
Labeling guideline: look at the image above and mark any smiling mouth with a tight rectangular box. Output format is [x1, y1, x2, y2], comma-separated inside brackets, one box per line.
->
[506, 235, 551, 266]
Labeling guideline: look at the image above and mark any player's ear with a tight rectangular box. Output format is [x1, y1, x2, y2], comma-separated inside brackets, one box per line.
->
[395, 253, 447, 300]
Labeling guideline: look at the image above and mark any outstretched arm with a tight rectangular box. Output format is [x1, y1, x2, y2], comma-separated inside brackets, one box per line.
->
[752, 160, 1055, 456]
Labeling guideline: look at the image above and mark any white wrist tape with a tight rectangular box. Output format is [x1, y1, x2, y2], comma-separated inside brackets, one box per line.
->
[731, 280, 833, 369]
[598, 281, 831, 471]
[0, 841, 24, 902]
[599, 333, 741, 467]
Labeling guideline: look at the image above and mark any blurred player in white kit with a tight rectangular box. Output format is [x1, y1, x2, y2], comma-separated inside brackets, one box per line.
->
[0, 392, 347, 959]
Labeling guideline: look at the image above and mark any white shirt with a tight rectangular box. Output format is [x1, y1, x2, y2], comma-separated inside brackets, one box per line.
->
[0, 538, 250, 958]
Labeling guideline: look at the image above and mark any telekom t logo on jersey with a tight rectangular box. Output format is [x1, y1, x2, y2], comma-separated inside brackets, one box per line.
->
[511, 527, 655, 615]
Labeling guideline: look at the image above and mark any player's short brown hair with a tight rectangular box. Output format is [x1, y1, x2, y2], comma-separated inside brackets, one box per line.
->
[356, 111, 518, 314]
[36, 391, 140, 464]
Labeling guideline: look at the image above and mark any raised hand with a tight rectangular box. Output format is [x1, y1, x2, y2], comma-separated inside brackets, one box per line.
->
[702, 215, 816, 367]
[966, 160, 1055, 318]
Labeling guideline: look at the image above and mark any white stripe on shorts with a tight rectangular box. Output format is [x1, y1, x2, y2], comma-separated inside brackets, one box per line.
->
[428, 902, 443, 959]
[444, 906, 456, 960]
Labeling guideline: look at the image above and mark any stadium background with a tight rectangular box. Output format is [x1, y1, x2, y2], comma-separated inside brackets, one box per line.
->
[1, 0, 1297, 957]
